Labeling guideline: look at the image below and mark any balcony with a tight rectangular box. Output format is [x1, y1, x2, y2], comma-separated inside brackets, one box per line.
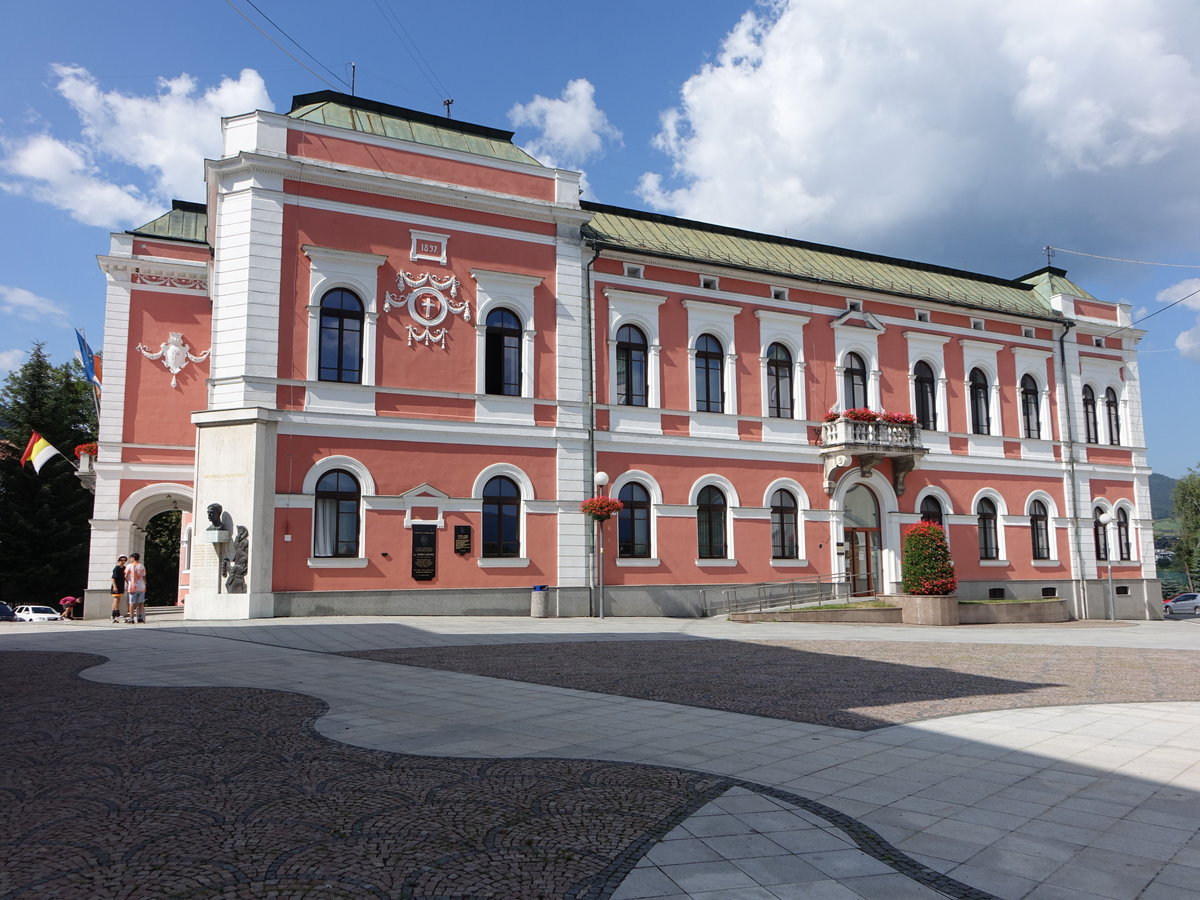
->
[820, 419, 927, 495]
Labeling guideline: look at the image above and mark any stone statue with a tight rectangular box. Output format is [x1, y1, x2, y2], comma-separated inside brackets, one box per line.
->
[221, 526, 249, 594]
[206, 503, 224, 530]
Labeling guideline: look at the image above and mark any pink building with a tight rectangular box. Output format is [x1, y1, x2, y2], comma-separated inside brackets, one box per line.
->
[83, 91, 1158, 619]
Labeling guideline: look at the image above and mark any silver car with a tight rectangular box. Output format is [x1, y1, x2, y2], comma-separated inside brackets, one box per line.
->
[1163, 593, 1200, 616]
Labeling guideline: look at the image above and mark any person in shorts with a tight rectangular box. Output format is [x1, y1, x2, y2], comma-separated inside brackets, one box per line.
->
[111, 555, 128, 623]
[124, 553, 147, 624]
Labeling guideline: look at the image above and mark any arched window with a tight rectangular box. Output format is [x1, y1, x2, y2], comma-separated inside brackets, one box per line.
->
[318, 289, 364, 383]
[977, 497, 998, 560]
[770, 489, 798, 559]
[617, 483, 651, 559]
[969, 368, 990, 435]
[1021, 375, 1041, 439]
[914, 361, 937, 430]
[766, 343, 793, 418]
[1117, 507, 1131, 561]
[1093, 507, 1109, 562]
[920, 495, 943, 527]
[484, 309, 522, 396]
[482, 475, 521, 558]
[1105, 387, 1121, 445]
[695, 334, 724, 413]
[1082, 385, 1098, 443]
[1030, 499, 1050, 560]
[615, 324, 648, 407]
[696, 485, 727, 559]
[843, 352, 868, 410]
[314, 469, 361, 557]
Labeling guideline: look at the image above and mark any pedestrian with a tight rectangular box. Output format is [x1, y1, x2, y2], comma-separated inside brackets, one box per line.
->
[59, 596, 78, 621]
[111, 555, 127, 622]
[125, 553, 147, 624]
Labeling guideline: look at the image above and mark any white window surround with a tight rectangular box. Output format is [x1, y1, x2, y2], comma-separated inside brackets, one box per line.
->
[904, 332, 951, 431]
[1112, 499, 1138, 562]
[1012, 347, 1054, 441]
[689, 474, 739, 562]
[684, 299, 740, 414]
[770, 286, 789, 301]
[756, 310, 810, 421]
[1024, 490, 1061, 562]
[763, 477, 809, 563]
[623, 263, 644, 278]
[1080, 358, 1126, 446]
[913, 486, 954, 517]
[831, 310, 884, 411]
[971, 487, 1008, 562]
[610, 470, 663, 562]
[472, 269, 543, 399]
[961, 339, 1003, 437]
[302, 245, 387, 387]
[303, 455, 375, 564]
[473, 462, 535, 566]
[605, 288, 667, 408]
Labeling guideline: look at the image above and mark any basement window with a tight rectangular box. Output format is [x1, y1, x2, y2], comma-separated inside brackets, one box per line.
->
[1041, 586, 1058, 598]
[988, 587, 1006, 599]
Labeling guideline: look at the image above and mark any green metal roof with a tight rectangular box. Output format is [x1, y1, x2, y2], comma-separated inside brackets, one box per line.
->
[1019, 266, 1097, 302]
[288, 91, 543, 167]
[582, 203, 1076, 320]
[127, 200, 208, 244]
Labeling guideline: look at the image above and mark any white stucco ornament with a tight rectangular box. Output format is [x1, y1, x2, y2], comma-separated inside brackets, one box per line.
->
[135, 332, 211, 388]
[384, 271, 471, 348]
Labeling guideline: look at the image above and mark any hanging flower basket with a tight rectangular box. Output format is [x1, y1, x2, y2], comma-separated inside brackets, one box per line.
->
[580, 496, 623, 521]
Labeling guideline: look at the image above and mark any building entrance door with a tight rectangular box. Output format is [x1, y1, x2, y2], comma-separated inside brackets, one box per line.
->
[844, 484, 882, 597]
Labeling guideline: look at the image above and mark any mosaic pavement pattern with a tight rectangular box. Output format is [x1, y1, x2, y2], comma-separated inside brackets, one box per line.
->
[346, 639, 1200, 730]
[1, 651, 996, 899]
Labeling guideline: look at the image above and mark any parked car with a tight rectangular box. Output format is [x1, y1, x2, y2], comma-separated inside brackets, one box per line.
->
[0, 602, 16, 622]
[1163, 593, 1200, 616]
[14, 605, 62, 622]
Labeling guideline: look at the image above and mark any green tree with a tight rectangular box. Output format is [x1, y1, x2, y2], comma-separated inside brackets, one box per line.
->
[0, 343, 97, 606]
[900, 520, 957, 595]
[143, 510, 181, 606]
[1172, 471, 1200, 589]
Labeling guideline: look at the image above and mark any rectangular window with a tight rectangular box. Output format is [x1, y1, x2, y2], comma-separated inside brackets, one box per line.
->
[700, 275, 719, 290]
[971, 318, 985, 331]
[771, 287, 788, 301]
[624, 263, 644, 279]
[916, 311, 930, 322]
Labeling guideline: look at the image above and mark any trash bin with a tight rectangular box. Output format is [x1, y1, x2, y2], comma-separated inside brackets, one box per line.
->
[530, 585, 550, 618]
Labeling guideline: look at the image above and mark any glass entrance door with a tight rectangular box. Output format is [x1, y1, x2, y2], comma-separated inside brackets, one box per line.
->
[844, 485, 882, 597]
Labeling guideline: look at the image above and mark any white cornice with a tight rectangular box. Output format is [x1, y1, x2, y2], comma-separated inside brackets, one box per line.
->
[96, 254, 208, 288]
[208, 152, 592, 230]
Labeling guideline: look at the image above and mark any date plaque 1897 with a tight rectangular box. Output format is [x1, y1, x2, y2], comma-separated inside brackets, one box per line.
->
[412, 525, 436, 581]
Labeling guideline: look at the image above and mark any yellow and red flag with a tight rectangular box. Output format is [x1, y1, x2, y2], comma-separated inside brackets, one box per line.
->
[20, 432, 63, 474]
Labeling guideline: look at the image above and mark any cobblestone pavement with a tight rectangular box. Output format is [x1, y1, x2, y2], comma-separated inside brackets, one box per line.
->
[3, 616, 1198, 899]
[1, 651, 731, 898]
[345, 639, 1200, 730]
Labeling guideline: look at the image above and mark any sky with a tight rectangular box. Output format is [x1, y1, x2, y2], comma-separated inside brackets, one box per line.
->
[2, 0, 1199, 477]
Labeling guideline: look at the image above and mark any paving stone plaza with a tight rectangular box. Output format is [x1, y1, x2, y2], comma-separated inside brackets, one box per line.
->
[2, 613, 1198, 898]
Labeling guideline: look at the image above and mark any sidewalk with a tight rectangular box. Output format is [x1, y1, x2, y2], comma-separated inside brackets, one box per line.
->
[3, 615, 1198, 898]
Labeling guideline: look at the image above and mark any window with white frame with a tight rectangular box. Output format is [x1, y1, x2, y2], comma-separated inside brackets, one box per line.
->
[1105, 387, 1121, 445]
[1029, 499, 1050, 560]
[920, 495, 944, 526]
[617, 483, 651, 558]
[766, 343, 793, 418]
[303, 245, 386, 387]
[914, 361, 937, 430]
[482, 476, 521, 558]
[484, 308, 522, 396]
[318, 289, 364, 383]
[843, 352, 869, 409]
[969, 368, 991, 435]
[1082, 385, 1099, 443]
[1020, 374, 1041, 439]
[1116, 507, 1132, 561]
[314, 470, 361, 558]
[695, 334, 724, 413]
[472, 269, 541, 400]
[697, 485, 727, 559]
[615, 324, 648, 407]
[770, 489, 798, 559]
[977, 497, 999, 560]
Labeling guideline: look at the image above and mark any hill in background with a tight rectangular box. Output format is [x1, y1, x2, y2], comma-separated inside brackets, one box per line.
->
[1150, 472, 1177, 521]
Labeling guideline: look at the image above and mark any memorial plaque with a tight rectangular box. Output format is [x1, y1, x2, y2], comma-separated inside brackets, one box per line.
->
[454, 525, 472, 555]
[412, 525, 436, 581]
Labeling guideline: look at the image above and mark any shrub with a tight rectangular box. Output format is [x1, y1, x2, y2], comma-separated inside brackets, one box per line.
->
[900, 520, 957, 595]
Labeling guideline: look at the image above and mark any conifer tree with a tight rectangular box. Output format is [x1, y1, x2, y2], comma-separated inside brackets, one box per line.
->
[900, 520, 957, 596]
[0, 343, 97, 606]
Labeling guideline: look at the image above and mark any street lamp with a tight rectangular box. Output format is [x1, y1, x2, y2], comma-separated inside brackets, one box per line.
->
[594, 471, 609, 620]
[1098, 512, 1115, 621]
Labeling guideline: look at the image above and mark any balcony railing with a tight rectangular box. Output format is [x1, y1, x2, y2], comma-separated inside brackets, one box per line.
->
[820, 419, 926, 495]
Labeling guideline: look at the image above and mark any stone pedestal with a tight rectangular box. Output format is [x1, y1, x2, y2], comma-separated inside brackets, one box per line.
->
[880, 593, 960, 625]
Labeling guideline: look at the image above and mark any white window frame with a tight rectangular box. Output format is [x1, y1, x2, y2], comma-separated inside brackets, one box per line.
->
[684, 299, 740, 415]
[303, 455, 376, 567]
[1025, 490, 1061, 564]
[472, 463, 535, 568]
[971, 488, 1009, 564]
[611, 470, 663, 566]
[961, 339, 1003, 438]
[756, 310, 809, 421]
[605, 288, 666, 409]
[303, 245, 387, 387]
[763, 478, 809, 565]
[689, 474, 739, 565]
[472, 269, 543, 399]
[905, 332, 950, 432]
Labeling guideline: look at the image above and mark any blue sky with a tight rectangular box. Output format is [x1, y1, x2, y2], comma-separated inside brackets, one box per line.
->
[2, 1, 1199, 478]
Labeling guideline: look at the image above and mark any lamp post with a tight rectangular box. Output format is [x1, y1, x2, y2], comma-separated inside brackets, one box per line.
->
[1099, 512, 1115, 621]
[594, 471, 609, 619]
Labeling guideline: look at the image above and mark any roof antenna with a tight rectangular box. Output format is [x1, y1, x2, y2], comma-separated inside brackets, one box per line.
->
[1043, 244, 1055, 268]
[443, 98, 454, 119]
[351, 62, 356, 96]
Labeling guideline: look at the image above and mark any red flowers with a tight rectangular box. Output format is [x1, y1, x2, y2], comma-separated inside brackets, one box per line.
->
[74, 441, 98, 459]
[823, 409, 918, 425]
[900, 520, 957, 596]
[580, 496, 623, 520]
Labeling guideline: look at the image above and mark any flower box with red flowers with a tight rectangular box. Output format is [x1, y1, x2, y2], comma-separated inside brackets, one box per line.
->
[580, 496, 624, 521]
[74, 441, 98, 459]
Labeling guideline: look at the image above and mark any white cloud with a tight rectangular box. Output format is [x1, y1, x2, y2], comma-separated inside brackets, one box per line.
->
[1, 65, 272, 229]
[637, 0, 1200, 261]
[1157, 278, 1200, 360]
[509, 78, 621, 188]
[0, 348, 26, 374]
[0, 284, 68, 325]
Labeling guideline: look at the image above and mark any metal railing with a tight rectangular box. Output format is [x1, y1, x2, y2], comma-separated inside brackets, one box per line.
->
[704, 573, 853, 616]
